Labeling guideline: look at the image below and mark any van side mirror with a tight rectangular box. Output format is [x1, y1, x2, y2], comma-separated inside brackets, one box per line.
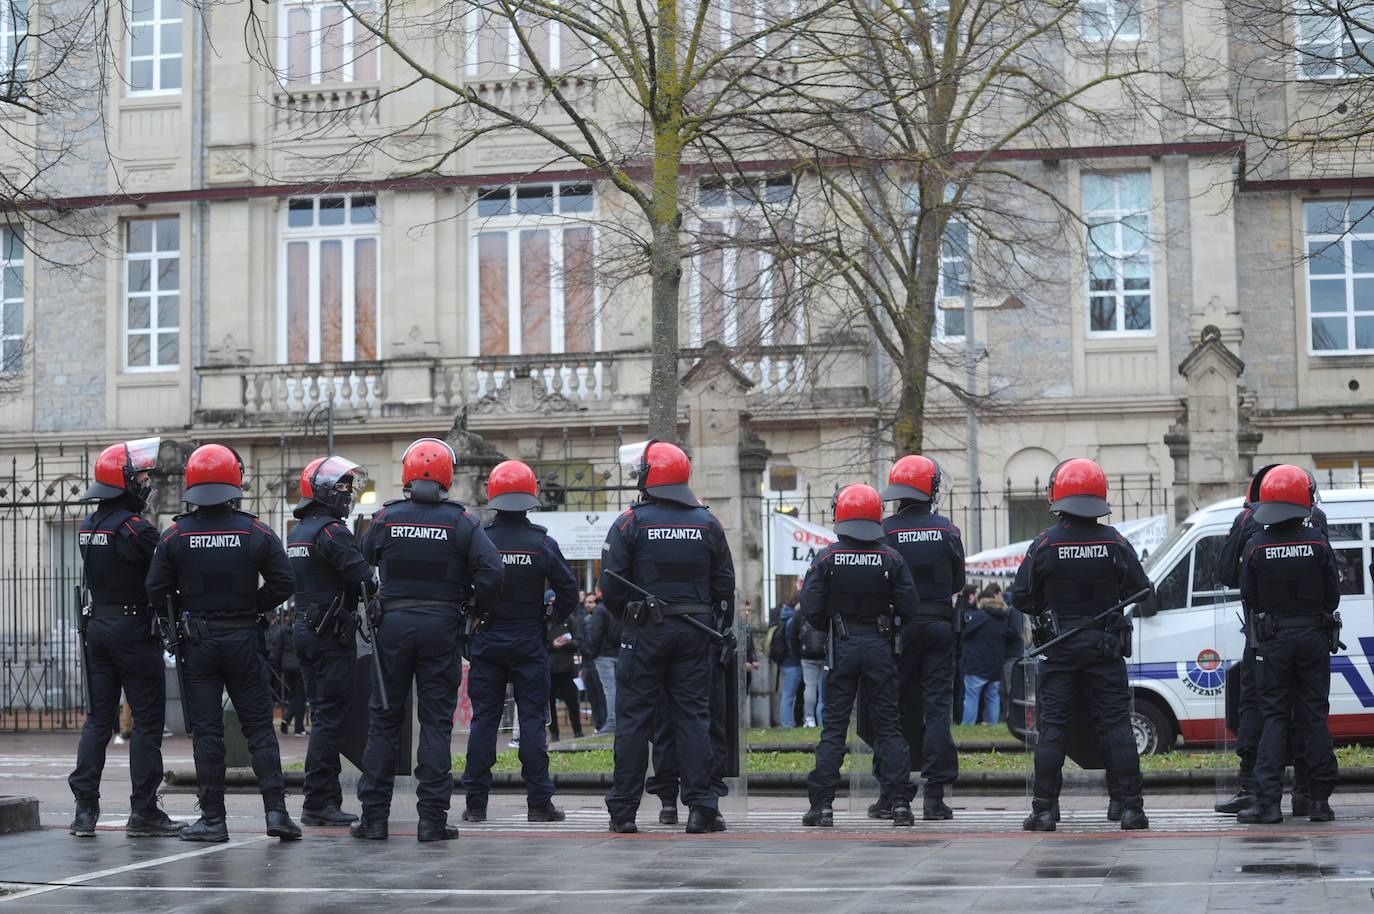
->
[1136, 592, 1159, 619]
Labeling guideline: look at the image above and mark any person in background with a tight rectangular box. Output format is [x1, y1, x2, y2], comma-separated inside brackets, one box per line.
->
[955, 584, 979, 626]
[268, 609, 306, 736]
[774, 594, 803, 728]
[960, 584, 1021, 724]
[547, 590, 584, 741]
[584, 590, 621, 735]
[579, 593, 608, 732]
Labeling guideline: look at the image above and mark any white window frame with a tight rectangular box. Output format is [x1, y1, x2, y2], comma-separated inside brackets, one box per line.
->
[279, 0, 379, 86]
[467, 182, 600, 356]
[687, 175, 801, 348]
[123, 217, 180, 372]
[0, 226, 21, 375]
[1314, 457, 1374, 488]
[1304, 198, 1374, 355]
[464, 5, 573, 76]
[1294, 0, 1374, 80]
[128, 0, 181, 96]
[276, 195, 381, 364]
[1083, 171, 1155, 339]
[0, 0, 28, 96]
[1079, 0, 1143, 41]
[934, 218, 969, 340]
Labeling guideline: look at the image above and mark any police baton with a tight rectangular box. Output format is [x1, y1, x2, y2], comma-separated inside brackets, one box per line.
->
[601, 569, 726, 644]
[164, 595, 194, 735]
[1027, 588, 1151, 659]
[356, 593, 390, 712]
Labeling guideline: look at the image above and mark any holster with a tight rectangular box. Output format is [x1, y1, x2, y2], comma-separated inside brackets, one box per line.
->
[183, 614, 209, 645]
[1030, 612, 1058, 649]
[1105, 613, 1133, 659]
[1254, 612, 1276, 642]
[876, 613, 893, 641]
[1327, 611, 1344, 654]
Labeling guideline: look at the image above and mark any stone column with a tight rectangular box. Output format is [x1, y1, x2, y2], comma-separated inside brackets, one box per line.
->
[445, 409, 508, 508]
[1173, 325, 1257, 517]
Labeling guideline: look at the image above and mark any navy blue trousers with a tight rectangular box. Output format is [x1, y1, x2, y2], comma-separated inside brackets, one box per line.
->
[294, 622, 356, 811]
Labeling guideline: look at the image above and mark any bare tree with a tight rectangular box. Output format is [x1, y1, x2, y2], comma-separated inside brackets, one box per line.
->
[243, 0, 837, 442]
[759, 0, 1163, 453]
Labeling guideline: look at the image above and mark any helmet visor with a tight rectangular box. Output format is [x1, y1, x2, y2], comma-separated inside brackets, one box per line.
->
[618, 440, 651, 479]
[313, 455, 368, 496]
[124, 437, 161, 472]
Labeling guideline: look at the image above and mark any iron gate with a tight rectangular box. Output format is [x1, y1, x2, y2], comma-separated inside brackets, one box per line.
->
[0, 449, 94, 730]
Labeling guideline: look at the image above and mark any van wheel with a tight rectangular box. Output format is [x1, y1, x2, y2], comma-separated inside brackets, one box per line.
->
[1131, 700, 1175, 755]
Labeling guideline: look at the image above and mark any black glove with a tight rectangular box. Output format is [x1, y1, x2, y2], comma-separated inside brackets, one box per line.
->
[367, 596, 383, 628]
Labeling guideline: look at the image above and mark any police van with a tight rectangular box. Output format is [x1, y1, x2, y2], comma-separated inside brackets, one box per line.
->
[1119, 489, 1374, 753]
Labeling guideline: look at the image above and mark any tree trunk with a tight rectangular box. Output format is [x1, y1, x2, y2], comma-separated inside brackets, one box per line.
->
[647, 214, 683, 441]
[893, 353, 927, 454]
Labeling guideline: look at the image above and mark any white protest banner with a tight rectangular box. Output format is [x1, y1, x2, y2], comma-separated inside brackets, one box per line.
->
[535, 510, 619, 561]
[771, 513, 836, 577]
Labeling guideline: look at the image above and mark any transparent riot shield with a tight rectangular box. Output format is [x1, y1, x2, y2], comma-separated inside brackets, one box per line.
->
[848, 677, 879, 817]
[718, 612, 749, 823]
[1203, 575, 1246, 816]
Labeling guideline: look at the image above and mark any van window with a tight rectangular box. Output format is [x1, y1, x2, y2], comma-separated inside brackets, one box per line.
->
[1190, 535, 1235, 606]
[1334, 548, 1366, 595]
[1155, 555, 1189, 612]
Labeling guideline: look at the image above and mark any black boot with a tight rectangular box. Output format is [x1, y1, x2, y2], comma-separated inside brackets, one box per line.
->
[349, 814, 388, 839]
[658, 802, 678, 825]
[417, 818, 459, 842]
[891, 801, 915, 827]
[461, 806, 487, 823]
[1237, 803, 1283, 824]
[608, 818, 638, 834]
[923, 796, 954, 821]
[180, 814, 229, 843]
[1308, 799, 1334, 822]
[69, 805, 99, 838]
[528, 803, 566, 823]
[1214, 791, 1256, 815]
[1052, 800, 1061, 823]
[126, 807, 185, 837]
[1106, 798, 1123, 822]
[802, 806, 833, 827]
[1022, 799, 1056, 832]
[266, 809, 302, 841]
[300, 805, 358, 826]
[867, 797, 893, 820]
[1119, 796, 1149, 831]
[685, 806, 725, 834]
[1290, 790, 1311, 818]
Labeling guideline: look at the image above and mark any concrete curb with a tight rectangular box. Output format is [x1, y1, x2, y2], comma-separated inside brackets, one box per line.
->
[164, 766, 1374, 794]
[548, 741, 1019, 754]
[0, 796, 41, 833]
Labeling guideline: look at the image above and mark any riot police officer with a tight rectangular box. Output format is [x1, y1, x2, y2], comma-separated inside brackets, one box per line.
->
[802, 484, 918, 828]
[1237, 464, 1340, 824]
[600, 440, 735, 834]
[68, 438, 184, 838]
[646, 629, 732, 827]
[1008, 458, 1151, 832]
[146, 444, 300, 842]
[1217, 464, 1329, 816]
[872, 455, 965, 821]
[287, 455, 375, 827]
[352, 438, 502, 842]
[460, 460, 578, 823]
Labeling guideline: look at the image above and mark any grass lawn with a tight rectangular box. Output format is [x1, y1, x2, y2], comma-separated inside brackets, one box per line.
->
[747, 723, 1020, 747]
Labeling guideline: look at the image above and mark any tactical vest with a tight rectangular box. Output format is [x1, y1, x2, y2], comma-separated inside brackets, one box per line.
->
[173, 511, 264, 616]
[485, 519, 549, 621]
[288, 512, 349, 609]
[1252, 534, 1328, 615]
[79, 505, 149, 606]
[373, 499, 474, 604]
[884, 511, 955, 613]
[1040, 529, 1120, 620]
[627, 502, 715, 604]
[825, 546, 893, 620]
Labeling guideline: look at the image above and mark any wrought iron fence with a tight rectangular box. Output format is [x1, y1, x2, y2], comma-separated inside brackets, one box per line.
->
[0, 450, 94, 730]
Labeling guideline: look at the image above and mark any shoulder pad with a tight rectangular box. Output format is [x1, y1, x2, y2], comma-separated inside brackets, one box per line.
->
[628, 502, 648, 513]
[233, 508, 259, 519]
[382, 498, 406, 507]
[444, 499, 468, 510]
[173, 511, 193, 521]
[527, 522, 547, 534]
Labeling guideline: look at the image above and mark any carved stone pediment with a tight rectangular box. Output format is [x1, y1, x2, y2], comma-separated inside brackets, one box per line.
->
[472, 375, 579, 415]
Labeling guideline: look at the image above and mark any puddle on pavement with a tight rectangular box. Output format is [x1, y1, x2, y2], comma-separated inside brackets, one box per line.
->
[1033, 864, 1142, 880]
[1237, 864, 1374, 877]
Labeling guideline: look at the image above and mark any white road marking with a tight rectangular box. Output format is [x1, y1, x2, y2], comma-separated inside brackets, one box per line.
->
[7, 876, 1374, 898]
[0, 836, 269, 904]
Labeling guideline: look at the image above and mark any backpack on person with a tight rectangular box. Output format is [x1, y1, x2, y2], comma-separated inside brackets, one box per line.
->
[768, 619, 790, 663]
[798, 619, 827, 660]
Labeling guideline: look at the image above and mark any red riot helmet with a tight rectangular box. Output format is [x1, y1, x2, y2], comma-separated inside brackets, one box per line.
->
[881, 455, 941, 503]
[1046, 458, 1110, 518]
[625, 439, 698, 507]
[487, 460, 541, 512]
[83, 437, 160, 504]
[184, 443, 245, 507]
[1253, 464, 1314, 525]
[297, 454, 368, 518]
[833, 483, 884, 541]
[401, 438, 456, 491]
[1248, 463, 1317, 510]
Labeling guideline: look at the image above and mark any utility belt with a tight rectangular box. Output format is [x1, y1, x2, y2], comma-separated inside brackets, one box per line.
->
[1055, 616, 1110, 631]
[1253, 610, 1343, 655]
[838, 616, 883, 635]
[489, 604, 546, 623]
[380, 598, 465, 615]
[89, 602, 149, 619]
[300, 600, 360, 645]
[911, 605, 954, 622]
[180, 613, 263, 645]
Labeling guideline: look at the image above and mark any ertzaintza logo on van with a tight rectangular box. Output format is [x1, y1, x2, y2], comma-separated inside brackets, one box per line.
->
[1183, 648, 1225, 695]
